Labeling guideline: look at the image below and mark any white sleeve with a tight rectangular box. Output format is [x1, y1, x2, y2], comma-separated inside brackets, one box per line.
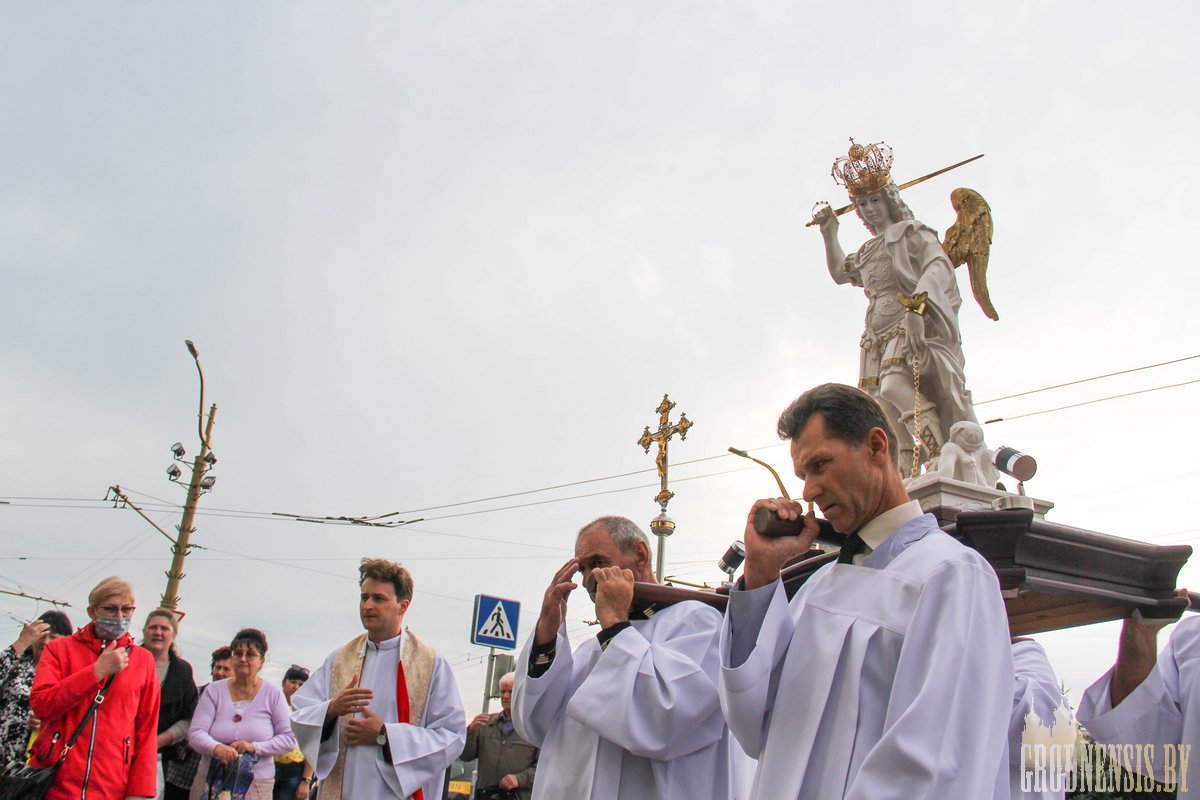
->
[289, 654, 340, 779]
[383, 655, 467, 800]
[566, 602, 725, 760]
[511, 625, 575, 747]
[719, 580, 797, 757]
[1077, 626, 1187, 785]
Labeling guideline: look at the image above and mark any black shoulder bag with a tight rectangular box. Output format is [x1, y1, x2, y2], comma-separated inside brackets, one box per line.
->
[0, 676, 115, 800]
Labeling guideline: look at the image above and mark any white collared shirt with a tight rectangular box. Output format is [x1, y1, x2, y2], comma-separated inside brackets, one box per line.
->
[853, 499, 923, 565]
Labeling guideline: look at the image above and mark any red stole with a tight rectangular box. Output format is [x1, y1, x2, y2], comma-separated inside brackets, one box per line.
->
[396, 661, 424, 800]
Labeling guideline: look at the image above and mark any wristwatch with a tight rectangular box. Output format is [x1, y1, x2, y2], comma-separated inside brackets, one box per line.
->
[375, 726, 387, 747]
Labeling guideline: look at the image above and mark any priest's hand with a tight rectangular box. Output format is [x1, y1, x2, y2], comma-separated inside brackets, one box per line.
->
[593, 566, 634, 629]
[535, 558, 579, 645]
[344, 707, 385, 747]
[743, 498, 819, 590]
[326, 673, 373, 722]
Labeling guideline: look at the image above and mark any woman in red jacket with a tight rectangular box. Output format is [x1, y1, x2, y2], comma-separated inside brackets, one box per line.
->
[30, 576, 161, 800]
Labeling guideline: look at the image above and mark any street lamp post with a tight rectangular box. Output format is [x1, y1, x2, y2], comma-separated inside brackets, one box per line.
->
[160, 340, 217, 612]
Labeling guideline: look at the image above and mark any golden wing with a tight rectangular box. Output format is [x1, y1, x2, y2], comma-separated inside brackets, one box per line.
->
[942, 187, 998, 321]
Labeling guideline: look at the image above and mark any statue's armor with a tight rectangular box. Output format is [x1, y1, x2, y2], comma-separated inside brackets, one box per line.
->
[849, 235, 910, 389]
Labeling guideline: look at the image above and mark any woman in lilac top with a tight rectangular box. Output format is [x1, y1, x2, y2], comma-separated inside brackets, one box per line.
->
[188, 629, 296, 800]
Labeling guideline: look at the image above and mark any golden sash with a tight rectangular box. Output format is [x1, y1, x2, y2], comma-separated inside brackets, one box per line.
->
[322, 629, 436, 800]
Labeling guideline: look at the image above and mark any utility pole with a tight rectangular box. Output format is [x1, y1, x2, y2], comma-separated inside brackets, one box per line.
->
[160, 341, 218, 612]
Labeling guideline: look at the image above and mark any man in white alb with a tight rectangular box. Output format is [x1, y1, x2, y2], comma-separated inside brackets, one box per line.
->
[1077, 608, 1197, 798]
[512, 515, 733, 800]
[291, 558, 465, 800]
[720, 383, 1014, 799]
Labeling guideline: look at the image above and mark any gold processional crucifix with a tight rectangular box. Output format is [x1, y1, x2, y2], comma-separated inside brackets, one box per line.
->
[637, 394, 693, 582]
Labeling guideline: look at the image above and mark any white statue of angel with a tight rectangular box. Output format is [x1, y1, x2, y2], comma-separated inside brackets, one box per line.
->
[812, 140, 997, 479]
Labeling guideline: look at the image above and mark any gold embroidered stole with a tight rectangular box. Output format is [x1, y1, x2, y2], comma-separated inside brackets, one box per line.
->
[322, 629, 437, 800]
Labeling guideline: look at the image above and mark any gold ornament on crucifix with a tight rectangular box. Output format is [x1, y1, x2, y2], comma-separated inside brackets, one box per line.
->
[638, 394, 693, 512]
[637, 394, 693, 582]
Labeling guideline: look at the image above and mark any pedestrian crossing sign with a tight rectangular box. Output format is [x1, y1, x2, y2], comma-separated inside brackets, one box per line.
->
[471, 594, 521, 650]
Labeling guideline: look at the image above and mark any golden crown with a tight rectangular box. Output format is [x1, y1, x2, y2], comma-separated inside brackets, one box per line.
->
[831, 139, 893, 197]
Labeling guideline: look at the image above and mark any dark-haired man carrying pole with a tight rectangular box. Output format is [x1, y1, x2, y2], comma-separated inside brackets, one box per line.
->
[719, 384, 1013, 799]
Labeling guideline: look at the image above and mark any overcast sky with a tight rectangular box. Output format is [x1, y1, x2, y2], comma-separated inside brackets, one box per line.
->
[3, 1, 1198, 714]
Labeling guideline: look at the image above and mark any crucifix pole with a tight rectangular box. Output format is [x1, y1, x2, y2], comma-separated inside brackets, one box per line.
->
[637, 394, 693, 582]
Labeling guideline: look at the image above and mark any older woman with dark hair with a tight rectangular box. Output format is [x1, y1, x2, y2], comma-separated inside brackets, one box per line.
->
[141, 609, 198, 800]
[0, 610, 72, 768]
[188, 629, 296, 800]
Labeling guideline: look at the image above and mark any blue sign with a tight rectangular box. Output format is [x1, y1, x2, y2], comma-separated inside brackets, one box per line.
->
[471, 594, 521, 650]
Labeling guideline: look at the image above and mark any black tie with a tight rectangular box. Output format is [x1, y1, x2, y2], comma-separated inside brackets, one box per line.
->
[837, 532, 866, 564]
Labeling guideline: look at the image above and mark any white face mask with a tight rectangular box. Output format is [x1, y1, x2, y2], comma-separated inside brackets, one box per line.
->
[93, 615, 132, 640]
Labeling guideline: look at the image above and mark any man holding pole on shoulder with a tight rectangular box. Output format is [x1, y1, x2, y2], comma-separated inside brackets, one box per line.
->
[512, 515, 733, 800]
[720, 383, 1013, 799]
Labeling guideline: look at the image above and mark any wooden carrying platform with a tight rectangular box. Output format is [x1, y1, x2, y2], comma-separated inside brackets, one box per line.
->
[632, 508, 1193, 635]
[945, 507, 1192, 635]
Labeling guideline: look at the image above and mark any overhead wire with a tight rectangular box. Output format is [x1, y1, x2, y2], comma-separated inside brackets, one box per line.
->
[975, 354, 1199, 406]
[386, 451, 737, 515]
[1, 449, 778, 522]
[3, 354, 1199, 522]
[409, 466, 757, 524]
[193, 544, 475, 606]
[0, 464, 763, 553]
[983, 379, 1200, 424]
[48, 508, 179, 599]
[121, 486, 187, 508]
[7, 360, 1200, 521]
[0, 573, 65, 605]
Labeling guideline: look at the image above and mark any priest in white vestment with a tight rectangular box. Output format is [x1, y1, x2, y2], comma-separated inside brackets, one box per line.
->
[720, 384, 1014, 800]
[513, 515, 733, 800]
[1077, 611, 1198, 798]
[292, 558, 466, 800]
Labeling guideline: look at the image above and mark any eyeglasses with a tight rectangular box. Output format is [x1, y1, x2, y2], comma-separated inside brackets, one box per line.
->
[231, 650, 262, 661]
[97, 605, 137, 617]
